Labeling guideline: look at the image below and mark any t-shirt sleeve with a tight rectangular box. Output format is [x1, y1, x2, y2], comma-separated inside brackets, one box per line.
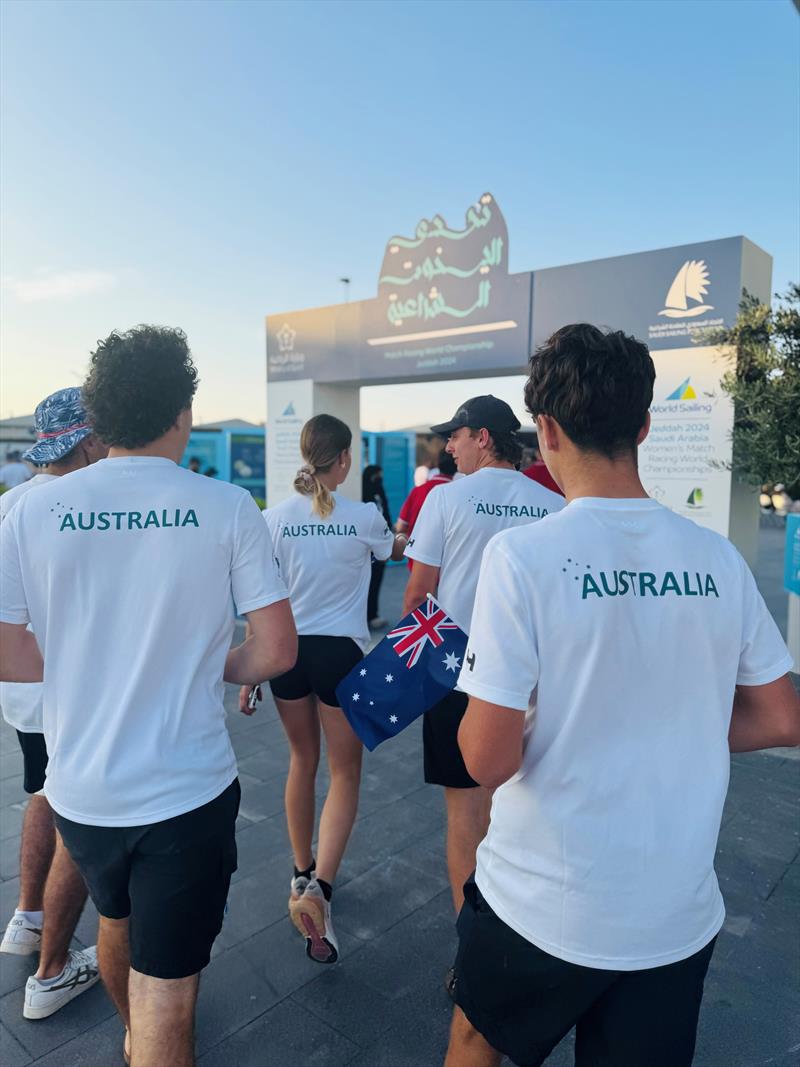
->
[405, 488, 444, 567]
[230, 495, 289, 616]
[736, 555, 794, 686]
[0, 509, 29, 625]
[398, 490, 414, 524]
[366, 503, 394, 562]
[457, 536, 538, 711]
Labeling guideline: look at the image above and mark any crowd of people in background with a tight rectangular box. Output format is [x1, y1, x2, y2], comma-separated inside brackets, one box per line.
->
[0, 323, 798, 1067]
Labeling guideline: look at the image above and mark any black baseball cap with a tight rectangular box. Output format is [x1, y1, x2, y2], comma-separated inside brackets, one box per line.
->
[430, 395, 521, 437]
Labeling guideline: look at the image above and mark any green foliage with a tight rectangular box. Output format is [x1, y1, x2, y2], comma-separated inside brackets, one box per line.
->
[704, 285, 800, 495]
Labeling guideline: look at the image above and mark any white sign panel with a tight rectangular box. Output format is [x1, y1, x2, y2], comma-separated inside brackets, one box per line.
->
[639, 345, 734, 537]
[266, 379, 313, 508]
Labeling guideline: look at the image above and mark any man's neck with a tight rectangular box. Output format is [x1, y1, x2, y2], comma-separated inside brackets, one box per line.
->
[559, 452, 648, 503]
[473, 455, 514, 473]
[107, 444, 178, 463]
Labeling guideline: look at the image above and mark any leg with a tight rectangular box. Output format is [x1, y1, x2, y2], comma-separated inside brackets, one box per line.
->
[275, 694, 320, 871]
[17, 795, 55, 912]
[444, 787, 491, 912]
[36, 832, 89, 978]
[367, 560, 385, 623]
[315, 701, 363, 884]
[445, 1006, 502, 1067]
[98, 915, 131, 1029]
[129, 969, 198, 1067]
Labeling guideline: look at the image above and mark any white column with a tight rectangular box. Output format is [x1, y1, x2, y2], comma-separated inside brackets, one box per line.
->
[266, 378, 361, 507]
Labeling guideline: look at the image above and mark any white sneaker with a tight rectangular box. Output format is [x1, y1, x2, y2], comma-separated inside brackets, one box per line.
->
[289, 879, 339, 964]
[1, 913, 41, 956]
[24, 947, 100, 1019]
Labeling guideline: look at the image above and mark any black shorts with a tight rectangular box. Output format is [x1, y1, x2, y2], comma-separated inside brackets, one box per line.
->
[423, 690, 477, 788]
[55, 779, 240, 980]
[269, 634, 363, 707]
[16, 731, 48, 794]
[454, 877, 716, 1067]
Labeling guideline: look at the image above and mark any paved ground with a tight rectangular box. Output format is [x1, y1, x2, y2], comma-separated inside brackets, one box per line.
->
[0, 524, 798, 1066]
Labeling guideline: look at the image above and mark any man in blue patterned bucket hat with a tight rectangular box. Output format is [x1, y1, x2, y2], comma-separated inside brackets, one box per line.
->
[0, 386, 106, 1020]
[22, 386, 100, 466]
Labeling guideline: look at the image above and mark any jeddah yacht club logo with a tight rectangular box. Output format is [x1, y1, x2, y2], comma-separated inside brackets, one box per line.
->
[658, 260, 714, 319]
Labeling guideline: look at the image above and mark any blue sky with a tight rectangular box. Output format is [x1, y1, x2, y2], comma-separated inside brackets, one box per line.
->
[1, 0, 798, 429]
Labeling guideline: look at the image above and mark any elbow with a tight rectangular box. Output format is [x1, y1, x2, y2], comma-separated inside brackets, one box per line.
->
[461, 748, 521, 790]
[274, 633, 298, 678]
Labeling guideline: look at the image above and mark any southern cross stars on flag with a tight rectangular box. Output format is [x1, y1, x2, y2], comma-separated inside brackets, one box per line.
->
[336, 596, 468, 751]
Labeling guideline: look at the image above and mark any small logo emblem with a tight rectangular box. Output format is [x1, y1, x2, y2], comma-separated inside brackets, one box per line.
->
[658, 260, 713, 319]
[281, 402, 296, 416]
[277, 323, 296, 352]
[666, 376, 697, 401]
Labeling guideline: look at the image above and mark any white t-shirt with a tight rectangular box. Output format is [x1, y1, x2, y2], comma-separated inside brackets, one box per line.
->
[0, 474, 58, 733]
[264, 492, 394, 650]
[459, 497, 793, 971]
[405, 466, 564, 631]
[0, 457, 288, 827]
[0, 462, 31, 489]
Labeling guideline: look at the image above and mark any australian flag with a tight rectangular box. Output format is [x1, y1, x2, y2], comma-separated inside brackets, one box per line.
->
[336, 596, 468, 751]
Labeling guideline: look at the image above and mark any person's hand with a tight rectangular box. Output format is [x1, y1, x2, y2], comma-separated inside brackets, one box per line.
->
[239, 684, 262, 715]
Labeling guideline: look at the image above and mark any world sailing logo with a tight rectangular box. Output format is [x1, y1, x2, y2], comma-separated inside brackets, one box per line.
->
[658, 260, 714, 319]
[666, 376, 697, 401]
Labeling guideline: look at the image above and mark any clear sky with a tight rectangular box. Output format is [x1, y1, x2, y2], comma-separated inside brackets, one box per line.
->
[1, 0, 798, 430]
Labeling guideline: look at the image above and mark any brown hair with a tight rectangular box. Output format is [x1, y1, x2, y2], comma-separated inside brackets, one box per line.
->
[293, 414, 352, 518]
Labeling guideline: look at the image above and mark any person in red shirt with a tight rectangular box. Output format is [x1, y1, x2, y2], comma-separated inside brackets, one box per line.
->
[522, 437, 564, 496]
[396, 450, 457, 567]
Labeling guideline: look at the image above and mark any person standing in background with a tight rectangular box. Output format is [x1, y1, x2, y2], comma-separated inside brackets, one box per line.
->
[396, 449, 457, 569]
[0, 450, 31, 489]
[362, 464, 392, 629]
[0, 387, 107, 1021]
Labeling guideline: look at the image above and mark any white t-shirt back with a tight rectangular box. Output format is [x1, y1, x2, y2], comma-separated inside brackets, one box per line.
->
[264, 492, 394, 649]
[0, 474, 58, 733]
[0, 457, 288, 827]
[459, 498, 793, 970]
[405, 466, 565, 630]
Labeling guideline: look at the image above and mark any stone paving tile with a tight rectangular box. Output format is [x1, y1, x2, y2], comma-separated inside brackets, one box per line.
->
[0, 1021, 33, 1067]
[24, 1015, 125, 1067]
[0, 834, 21, 881]
[198, 997, 359, 1067]
[0, 981, 114, 1060]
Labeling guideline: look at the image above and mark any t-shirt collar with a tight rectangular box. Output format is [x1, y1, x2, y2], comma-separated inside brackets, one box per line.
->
[567, 496, 662, 511]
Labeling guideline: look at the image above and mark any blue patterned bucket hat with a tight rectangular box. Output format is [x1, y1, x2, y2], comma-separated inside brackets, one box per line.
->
[23, 387, 93, 464]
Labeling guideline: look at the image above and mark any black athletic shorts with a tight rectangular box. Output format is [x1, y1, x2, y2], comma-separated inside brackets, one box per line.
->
[16, 731, 48, 794]
[423, 690, 477, 789]
[269, 634, 363, 707]
[454, 877, 717, 1067]
[55, 779, 240, 980]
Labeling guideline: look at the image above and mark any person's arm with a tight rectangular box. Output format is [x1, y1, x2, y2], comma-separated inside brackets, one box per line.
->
[391, 532, 409, 562]
[0, 623, 43, 682]
[225, 599, 297, 687]
[395, 518, 410, 535]
[729, 675, 800, 752]
[402, 561, 439, 615]
[458, 697, 525, 788]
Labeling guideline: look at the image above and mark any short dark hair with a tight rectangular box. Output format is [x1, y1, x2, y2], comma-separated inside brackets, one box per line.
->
[470, 428, 523, 466]
[524, 324, 655, 458]
[83, 326, 198, 449]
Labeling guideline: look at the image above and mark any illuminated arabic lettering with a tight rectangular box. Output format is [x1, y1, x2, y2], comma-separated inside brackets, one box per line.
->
[379, 237, 504, 287]
[387, 280, 491, 326]
[387, 202, 493, 250]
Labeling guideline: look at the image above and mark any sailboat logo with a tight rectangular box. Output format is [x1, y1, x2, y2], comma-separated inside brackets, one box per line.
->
[658, 260, 714, 318]
[666, 377, 697, 401]
[686, 487, 704, 508]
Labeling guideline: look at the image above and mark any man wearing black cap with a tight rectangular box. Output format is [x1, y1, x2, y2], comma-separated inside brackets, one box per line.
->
[402, 395, 564, 934]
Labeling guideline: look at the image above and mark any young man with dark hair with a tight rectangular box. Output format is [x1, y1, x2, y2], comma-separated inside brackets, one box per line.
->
[447, 324, 799, 1067]
[0, 326, 297, 1067]
[402, 396, 564, 938]
[0, 387, 107, 1020]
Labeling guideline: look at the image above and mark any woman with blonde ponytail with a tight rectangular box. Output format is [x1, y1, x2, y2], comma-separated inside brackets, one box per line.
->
[242, 414, 407, 966]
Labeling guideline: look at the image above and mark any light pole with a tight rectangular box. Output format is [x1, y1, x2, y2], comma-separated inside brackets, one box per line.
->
[340, 277, 351, 303]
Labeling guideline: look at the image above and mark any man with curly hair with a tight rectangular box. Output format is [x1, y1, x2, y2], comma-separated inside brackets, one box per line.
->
[0, 325, 298, 1067]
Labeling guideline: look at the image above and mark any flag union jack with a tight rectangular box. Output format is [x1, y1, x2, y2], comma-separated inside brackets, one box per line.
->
[387, 599, 460, 668]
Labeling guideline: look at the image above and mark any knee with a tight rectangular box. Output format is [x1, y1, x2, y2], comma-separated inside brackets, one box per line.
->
[289, 750, 320, 777]
[327, 760, 362, 789]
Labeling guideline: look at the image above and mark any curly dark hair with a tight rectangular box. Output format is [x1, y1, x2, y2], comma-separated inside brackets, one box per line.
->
[524, 324, 655, 459]
[82, 326, 198, 449]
